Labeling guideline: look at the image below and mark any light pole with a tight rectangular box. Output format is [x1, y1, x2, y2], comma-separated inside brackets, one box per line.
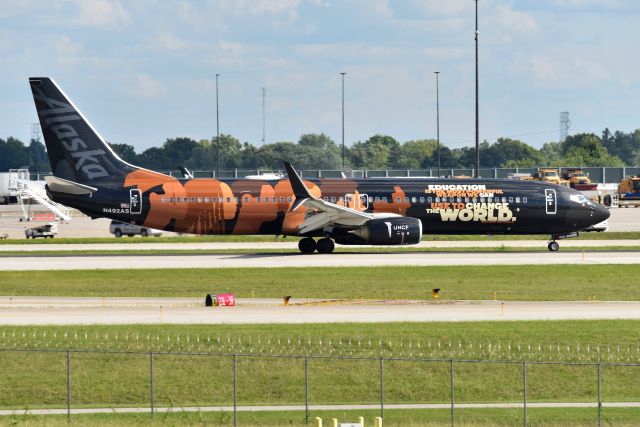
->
[474, 0, 480, 178]
[215, 73, 220, 178]
[261, 87, 266, 144]
[435, 71, 440, 178]
[340, 72, 346, 170]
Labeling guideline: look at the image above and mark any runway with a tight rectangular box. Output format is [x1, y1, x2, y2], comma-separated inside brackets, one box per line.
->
[1, 297, 640, 325]
[0, 239, 639, 252]
[0, 250, 638, 271]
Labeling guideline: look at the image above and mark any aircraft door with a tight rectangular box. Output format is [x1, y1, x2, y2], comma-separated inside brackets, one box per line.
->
[345, 193, 368, 210]
[545, 189, 557, 214]
[130, 189, 142, 214]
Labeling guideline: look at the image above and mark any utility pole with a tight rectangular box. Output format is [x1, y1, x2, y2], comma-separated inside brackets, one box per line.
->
[435, 71, 441, 178]
[341, 72, 346, 170]
[215, 73, 221, 178]
[261, 87, 266, 144]
[474, 0, 480, 178]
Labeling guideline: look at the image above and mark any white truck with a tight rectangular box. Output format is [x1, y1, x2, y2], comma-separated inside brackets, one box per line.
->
[25, 223, 58, 239]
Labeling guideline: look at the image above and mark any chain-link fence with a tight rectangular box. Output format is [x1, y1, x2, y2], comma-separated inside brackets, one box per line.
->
[1, 348, 639, 425]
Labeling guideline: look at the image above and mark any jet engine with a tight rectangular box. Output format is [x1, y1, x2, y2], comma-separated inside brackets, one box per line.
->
[335, 217, 423, 245]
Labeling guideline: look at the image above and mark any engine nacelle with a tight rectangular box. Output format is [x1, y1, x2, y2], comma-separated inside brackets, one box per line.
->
[342, 217, 423, 245]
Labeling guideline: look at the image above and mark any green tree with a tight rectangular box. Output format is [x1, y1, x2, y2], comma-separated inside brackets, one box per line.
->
[297, 133, 341, 169]
[0, 137, 30, 171]
[397, 139, 437, 169]
[108, 143, 138, 165]
[28, 139, 49, 172]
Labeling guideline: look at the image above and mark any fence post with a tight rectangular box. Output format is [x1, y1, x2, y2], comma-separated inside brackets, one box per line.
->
[66, 350, 71, 421]
[523, 361, 527, 427]
[597, 363, 601, 427]
[450, 359, 454, 427]
[233, 354, 238, 427]
[380, 357, 384, 422]
[305, 356, 309, 425]
[150, 351, 154, 418]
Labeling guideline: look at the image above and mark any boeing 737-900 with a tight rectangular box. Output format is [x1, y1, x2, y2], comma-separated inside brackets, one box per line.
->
[29, 77, 609, 253]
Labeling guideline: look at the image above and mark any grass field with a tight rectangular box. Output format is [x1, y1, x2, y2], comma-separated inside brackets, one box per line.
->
[0, 231, 638, 245]
[0, 321, 639, 421]
[2, 407, 639, 427]
[1, 265, 638, 301]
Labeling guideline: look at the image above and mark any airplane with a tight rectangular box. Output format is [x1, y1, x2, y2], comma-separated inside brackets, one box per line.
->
[29, 77, 610, 253]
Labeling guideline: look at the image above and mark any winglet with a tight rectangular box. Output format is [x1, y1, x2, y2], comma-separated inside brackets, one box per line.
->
[284, 162, 313, 211]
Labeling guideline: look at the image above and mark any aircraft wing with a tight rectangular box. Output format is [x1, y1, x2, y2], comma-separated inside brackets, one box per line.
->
[284, 162, 383, 234]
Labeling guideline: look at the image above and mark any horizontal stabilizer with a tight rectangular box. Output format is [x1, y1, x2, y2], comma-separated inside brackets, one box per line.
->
[45, 176, 97, 195]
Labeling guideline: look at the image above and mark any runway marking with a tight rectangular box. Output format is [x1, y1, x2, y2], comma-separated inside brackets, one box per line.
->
[0, 251, 638, 270]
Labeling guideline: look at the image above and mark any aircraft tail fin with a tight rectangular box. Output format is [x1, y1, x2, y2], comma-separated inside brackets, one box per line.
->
[29, 77, 136, 186]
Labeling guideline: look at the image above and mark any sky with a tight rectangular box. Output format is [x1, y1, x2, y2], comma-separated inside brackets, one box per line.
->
[1, 0, 639, 152]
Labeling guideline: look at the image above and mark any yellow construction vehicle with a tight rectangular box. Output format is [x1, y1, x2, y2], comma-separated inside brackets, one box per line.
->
[603, 176, 640, 208]
[533, 168, 569, 186]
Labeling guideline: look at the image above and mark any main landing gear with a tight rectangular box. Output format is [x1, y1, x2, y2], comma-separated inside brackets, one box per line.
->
[547, 240, 560, 252]
[298, 237, 335, 254]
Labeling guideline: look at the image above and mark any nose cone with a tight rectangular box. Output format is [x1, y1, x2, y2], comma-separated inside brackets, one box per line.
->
[593, 204, 610, 224]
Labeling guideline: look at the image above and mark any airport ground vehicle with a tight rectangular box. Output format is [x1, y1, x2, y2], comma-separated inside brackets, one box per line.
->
[28, 77, 609, 253]
[604, 176, 640, 208]
[109, 220, 162, 237]
[561, 168, 595, 190]
[24, 222, 57, 239]
[533, 169, 569, 186]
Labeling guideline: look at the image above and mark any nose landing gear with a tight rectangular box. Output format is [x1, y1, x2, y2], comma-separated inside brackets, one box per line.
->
[547, 240, 560, 252]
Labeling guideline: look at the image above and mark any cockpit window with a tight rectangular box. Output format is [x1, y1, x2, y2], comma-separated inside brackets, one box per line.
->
[570, 194, 588, 204]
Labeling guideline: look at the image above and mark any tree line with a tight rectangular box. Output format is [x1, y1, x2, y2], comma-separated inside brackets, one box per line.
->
[1, 128, 638, 173]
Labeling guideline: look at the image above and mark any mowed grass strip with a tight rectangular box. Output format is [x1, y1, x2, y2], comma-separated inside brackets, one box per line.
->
[1, 408, 639, 427]
[1, 320, 640, 410]
[0, 265, 638, 300]
[1, 231, 639, 245]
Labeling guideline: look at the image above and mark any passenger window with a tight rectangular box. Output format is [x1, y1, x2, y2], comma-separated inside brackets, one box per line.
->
[396, 197, 401, 203]
[323, 196, 328, 201]
[280, 197, 284, 203]
[427, 197, 432, 203]
[176, 198, 181, 203]
[339, 197, 344, 202]
[404, 197, 409, 202]
[494, 197, 499, 203]
[198, 197, 203, 203]
[516, 197, 521, 203]
[257, 197, 261, 203]
[234, 197, 238, 203]
[375, 197, 380, 202]
[287, 197, 291, 202]
[501, 197, 506, 203]
[212, 197, 217, 203]
[331, 197, 336, 203]
[480, 197, 485, 203]
[226, 197, 231, 203]
[161, 197, 166, 203]
[411, 197, 417, 203]
[419, 197, 425, 203]
[169, 197, 174, 203]
[190, 197, 195, 203]
[265, 197, 269, 203]
[523, 197, 528, 203]
[272, 197, 276, 203]
[244, 197, 249, 203]
[205, 197, 210, 203]
[508, 197, 513, 203]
